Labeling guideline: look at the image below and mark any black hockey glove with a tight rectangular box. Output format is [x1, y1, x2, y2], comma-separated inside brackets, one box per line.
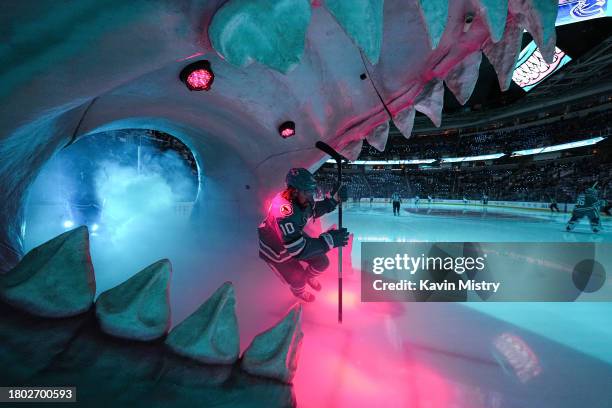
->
[321, 227, 349, 248]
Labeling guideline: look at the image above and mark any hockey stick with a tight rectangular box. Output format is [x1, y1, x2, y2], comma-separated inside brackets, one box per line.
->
[316, 141, 349, 323]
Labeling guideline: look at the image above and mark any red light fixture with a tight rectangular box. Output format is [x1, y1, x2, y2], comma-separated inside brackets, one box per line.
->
[180, 60, 214, 91]
[279, 121, 296, 138]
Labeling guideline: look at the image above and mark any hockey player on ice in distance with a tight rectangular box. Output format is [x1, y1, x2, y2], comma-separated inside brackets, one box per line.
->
[482, 192, 489, 205]
[391, 191, 401, 216]
[566, 183, 603, 233]
[258, 168, 350, 302]
[600, 180, 611, 216]
[549, 196, 560, 213]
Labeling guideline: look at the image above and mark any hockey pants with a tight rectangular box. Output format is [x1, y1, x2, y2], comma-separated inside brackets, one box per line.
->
[262, 254, 329, 296]
[567, 208, 601, 230]
[393, 201, 400, 215]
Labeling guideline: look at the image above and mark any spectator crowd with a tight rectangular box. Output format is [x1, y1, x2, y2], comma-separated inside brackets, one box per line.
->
[316, 108, 611, 205]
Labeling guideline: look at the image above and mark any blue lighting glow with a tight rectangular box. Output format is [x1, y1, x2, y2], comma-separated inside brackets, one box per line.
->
[330, 137, 605, 166]
[325, 159, 436, 165]
[511, 137, 605, 157]
[440, 153, 506, 163]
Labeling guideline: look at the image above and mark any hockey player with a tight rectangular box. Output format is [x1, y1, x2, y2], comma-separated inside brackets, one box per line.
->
[566, 184, 602, 233]
[601, 181, 611, 216]
[258, 168, 350, 302]
[549, 196, 560, 213]
[414, 195, 420, 205]
[391, 191, 401, 216]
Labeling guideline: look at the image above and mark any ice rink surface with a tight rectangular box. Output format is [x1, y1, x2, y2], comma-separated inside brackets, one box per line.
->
[336, 201, 612, 246]
[288, 203, 612, 408]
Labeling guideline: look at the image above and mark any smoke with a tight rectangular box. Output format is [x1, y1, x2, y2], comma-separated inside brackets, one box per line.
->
[22, 130, 299, 337]
[24, 131, 199, 294]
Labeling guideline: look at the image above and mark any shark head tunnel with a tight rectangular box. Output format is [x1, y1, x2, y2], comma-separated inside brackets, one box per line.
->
[23, 127, 200, 296]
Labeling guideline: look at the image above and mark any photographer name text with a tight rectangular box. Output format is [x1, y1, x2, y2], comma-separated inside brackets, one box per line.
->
[370, 253, 500, 293]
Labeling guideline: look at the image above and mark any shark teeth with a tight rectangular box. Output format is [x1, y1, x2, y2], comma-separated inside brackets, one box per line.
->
[474, 0, 509, 43]
[340, 139, 364, 161]
[208, 0, 312, 73]
[95, 259, 172, 341]
[417, 0, 449, 49]
[444, 51, 483, 105]
[393, 107, 416, 140]
[0, 226, 95, 318]
[482, 16, 523, 91]
[240, 303, 303, 383]
[0, 226, 307, 385]
[509, 0, 557, 63]
[365, 121, 390, 151]
[323, 0, 384, 64]
[166, 282, 240, 365]
[414, 79, 444, 127]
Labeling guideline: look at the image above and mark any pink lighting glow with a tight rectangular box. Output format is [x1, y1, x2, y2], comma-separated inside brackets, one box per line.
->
[186, 69, 213, 91]
[176, 52, 205, 62]
[281, 128, 295, 137]
[180, 60, 214, 91]
[279, 121, 296, 138]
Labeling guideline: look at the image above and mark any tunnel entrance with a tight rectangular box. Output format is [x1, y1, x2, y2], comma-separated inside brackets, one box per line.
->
[23, 129, 199, 292]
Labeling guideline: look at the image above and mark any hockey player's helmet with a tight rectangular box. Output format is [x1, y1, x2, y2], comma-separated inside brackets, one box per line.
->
[286, 168, 317, 192]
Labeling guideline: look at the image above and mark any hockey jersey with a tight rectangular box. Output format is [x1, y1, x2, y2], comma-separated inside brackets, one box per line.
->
[258, 193, 337, 263]
[574, 189, 599, 212]
[391, 193, 401, 202]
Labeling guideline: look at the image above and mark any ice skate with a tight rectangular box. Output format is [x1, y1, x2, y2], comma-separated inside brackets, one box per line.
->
[307, 276, 322, 291]
[294, 290, 316, 303]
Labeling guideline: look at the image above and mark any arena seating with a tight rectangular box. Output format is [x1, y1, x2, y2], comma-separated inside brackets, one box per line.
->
[315, 107, 611, 204]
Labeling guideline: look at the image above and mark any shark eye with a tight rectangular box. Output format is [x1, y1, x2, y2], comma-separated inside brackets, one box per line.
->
[463, 12, 475, 32]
